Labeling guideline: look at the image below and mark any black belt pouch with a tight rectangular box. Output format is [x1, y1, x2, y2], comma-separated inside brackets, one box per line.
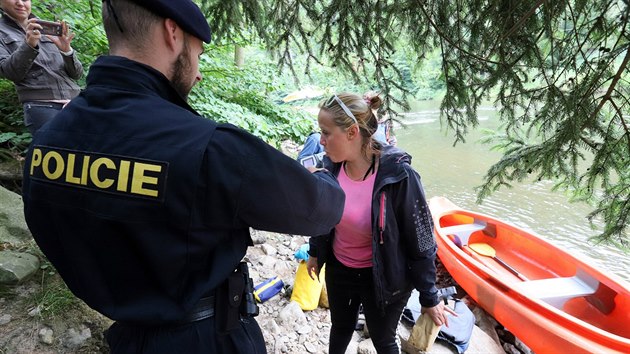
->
[216, 268, 245, 334]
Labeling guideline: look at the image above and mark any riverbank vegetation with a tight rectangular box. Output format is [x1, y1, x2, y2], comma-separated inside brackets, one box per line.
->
[200, 0, 629, 246]
[0, 0, 627, 245]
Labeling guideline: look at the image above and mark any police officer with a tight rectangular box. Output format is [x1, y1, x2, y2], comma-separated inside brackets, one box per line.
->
[21, 0, 344, 353]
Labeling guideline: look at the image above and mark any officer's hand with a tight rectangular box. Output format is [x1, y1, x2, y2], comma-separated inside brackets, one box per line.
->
[25, 19, 42, 48]
[306, 166, 327, 173]
[306, 256, 318, 281]
[422, 302, 458, 327]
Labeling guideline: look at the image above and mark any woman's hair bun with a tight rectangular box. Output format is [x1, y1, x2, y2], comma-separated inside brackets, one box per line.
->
[364, 91, 383, 110]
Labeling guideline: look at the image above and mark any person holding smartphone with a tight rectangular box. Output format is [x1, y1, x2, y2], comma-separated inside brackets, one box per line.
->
[0, 0, 82, 134]
[22, 0, 345, 353]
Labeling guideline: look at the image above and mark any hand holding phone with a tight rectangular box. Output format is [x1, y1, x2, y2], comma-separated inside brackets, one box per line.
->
[300, 156, 317, 168]
[34, 19, 63, 36]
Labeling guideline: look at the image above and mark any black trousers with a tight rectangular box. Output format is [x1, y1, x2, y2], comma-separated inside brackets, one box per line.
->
[105, 316, 266, 354]
[23, 101, 64, 135]
[325, 255, 410, 354]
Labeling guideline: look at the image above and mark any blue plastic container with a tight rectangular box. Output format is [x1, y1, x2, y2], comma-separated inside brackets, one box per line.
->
[254, 276, 284, 303]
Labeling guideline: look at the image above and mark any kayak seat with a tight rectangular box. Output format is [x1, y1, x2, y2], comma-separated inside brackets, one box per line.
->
[515, 269, 599, 309]
[441, 220, 487, 247]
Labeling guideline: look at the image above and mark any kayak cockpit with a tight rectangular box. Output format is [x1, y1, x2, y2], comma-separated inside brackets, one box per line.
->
[440, 220, 487, 247]
[514, 269, 598, 309]
[436, 210, 630, 340]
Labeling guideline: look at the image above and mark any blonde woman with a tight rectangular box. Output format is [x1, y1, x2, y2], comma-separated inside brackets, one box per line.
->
[306, 92, 454, 353]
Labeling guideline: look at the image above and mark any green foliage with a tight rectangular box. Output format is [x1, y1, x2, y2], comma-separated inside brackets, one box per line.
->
[1, 0, 106, 160]
[32, 0, 109, 81]
[414, 49, 446, 100]
[0, 80, 30, 158]
[201, 0, 437, 113]
[1, 1, 318, 161]
[31, 269, 80, 319]
[190, 46, 316, 147]
[16, 242, 80, 319]
[2, 0, 625, 244]
[200, 0, 628, 245]
[463, 1, 630, 246]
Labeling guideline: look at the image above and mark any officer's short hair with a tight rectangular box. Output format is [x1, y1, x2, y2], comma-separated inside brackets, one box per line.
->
[102, 0, 211, 47]
[102, 0, 161, 52]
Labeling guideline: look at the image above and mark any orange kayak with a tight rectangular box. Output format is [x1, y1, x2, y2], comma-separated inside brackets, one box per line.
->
[429, 196, 630, 354]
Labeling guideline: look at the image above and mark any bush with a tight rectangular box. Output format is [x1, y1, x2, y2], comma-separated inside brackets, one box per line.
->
[0, 80, 30, 159]
[190, 46, 316, 148]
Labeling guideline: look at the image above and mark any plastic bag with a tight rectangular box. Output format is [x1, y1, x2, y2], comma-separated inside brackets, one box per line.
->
[290, 260, 323, 310]
[318, 264, 328, 308]
[294, 244, 310, 261]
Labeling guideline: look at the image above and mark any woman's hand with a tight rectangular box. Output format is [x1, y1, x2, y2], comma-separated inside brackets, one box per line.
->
[306, 256, 318, 281]
[422, 302, 458, 327]
[49, 21, 75, 53]
[25, 19, 42, 48]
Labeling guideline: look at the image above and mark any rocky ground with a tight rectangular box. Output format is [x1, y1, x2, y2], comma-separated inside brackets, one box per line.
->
[1, 150, 533, 353]
[246, 230, 532, 354]
[1, 220, 531, 353]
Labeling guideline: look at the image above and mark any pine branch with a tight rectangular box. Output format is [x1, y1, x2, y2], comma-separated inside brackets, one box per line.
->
[415, 0, 503, 65]
[592, 46, 630, 118]
[492, 0, 547, 55]
[198, 0, 630, 245]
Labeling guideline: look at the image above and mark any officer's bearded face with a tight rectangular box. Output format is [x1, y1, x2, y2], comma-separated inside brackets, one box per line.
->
[171, 37, 196, 99]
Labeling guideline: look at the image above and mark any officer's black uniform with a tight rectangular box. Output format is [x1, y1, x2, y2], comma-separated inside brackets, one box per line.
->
[21, 2, 344, 352]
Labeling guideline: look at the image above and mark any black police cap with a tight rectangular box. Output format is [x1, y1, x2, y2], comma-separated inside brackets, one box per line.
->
[129, 0, 212, 43]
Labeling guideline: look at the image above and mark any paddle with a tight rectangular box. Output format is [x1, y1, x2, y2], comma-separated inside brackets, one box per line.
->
[469, 243, 529, 281]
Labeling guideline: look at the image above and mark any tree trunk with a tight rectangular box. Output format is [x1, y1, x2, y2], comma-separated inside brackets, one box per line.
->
[235, 46, 245, 68]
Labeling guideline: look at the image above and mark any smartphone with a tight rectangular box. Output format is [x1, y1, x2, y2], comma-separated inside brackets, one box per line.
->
[300, 155, 317, 168]
[34, 19, 63, 36]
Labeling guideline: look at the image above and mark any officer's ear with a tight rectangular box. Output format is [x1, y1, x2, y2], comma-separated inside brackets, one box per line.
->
[161, 18, 184, 54]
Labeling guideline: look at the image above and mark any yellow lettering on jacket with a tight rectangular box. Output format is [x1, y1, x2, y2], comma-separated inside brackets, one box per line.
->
[30, 148, 42, 176]
[90, 158, 115, 189]
[65, 154, 81, 184]
[117, 160, 130, 192]
[81, 155, 90, 185]
[42, 151, 64, 180]
[131, 162, 161, 197]
[29, 146, 168, 201]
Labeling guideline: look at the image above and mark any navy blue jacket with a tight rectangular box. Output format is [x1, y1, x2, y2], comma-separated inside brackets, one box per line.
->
[309, 145, 439, 309]
[22, 56, 344, 325]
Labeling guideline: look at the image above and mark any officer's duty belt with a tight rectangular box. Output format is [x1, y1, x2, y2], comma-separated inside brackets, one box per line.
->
[179, 295, 215, 324]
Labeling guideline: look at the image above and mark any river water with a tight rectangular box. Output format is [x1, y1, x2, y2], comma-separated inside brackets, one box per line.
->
[394, 100, 630, 282]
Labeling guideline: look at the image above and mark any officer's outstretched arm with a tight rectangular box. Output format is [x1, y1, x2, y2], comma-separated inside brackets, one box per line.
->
[207, 125, 344, 236]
